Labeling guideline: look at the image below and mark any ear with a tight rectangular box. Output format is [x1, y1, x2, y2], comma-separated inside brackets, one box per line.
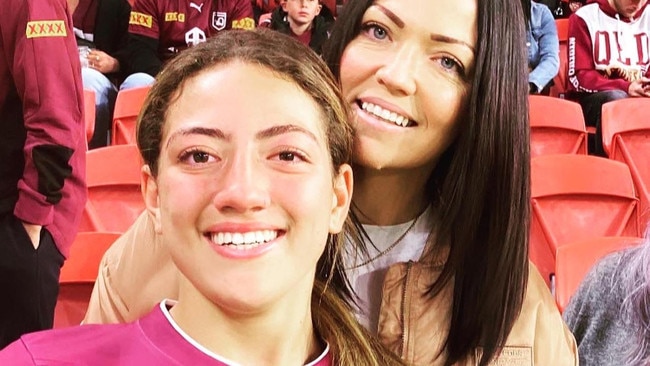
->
[329, 163, 353, 234]
[316, 3, 322, 15]
[141, 165, 163, 234]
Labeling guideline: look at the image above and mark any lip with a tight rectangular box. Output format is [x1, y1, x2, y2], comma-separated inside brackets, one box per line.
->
[205, 222, 283, 260]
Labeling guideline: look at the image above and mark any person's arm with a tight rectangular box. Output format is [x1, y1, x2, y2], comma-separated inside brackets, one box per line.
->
[123, 0, 161, 76]
[529, 5, 560, 92]
[4, 0, 84, 249]
[230, 0, 256, 30]
[568, 13, 630, 92]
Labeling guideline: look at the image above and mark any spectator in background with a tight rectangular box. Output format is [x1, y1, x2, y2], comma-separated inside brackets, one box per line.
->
[0, 0, 86, 349]
[537, 0, 587, 18]
[0, 30, 404, 366]
[523, 0, 560, 94]
[263, 0, 334, 55]
[120, 0, 255, 90]
[563, 229, 650, 365]
[567, 0, 650, 155]
[72, 0, 131, 149]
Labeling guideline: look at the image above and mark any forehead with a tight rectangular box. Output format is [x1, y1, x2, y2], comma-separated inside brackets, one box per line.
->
[366, 0, 477, 46]
[162, 62, 328, 143]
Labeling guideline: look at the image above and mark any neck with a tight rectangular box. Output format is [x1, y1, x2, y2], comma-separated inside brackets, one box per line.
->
[289, 19, 312, 36]
[169, 277, 322, 366]
[352, 164, 431, 225]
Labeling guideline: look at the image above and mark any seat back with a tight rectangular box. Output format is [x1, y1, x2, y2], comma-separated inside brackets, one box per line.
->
[555, 236, 642, 312]
[83, 89, 96, 146]
[78, 144, 145, 232]
[111, 86, 150, 145]
[530, 154, 640, 287]
[550, 18, 569, 98]
[529, 95, 587, 157]
[602, 98, 650, 225]
[54, 232, 121, 328]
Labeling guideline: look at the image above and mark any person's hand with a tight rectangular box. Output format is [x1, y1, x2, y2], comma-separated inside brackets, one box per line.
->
[21, 222, 42, 250]
[87, 50, 119, 74]
[569, 1, 582, 13]
[628, 78, 650, 97]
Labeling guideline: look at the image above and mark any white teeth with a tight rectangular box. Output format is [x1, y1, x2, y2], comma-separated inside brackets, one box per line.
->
[212, 230, 278, 247]
[360, 102, 411, 127]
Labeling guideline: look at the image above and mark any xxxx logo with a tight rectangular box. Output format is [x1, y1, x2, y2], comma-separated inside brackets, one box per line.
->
[129, 11, 153, 28]
[26, 20, 66, 38]
[232, 17, 254, 30]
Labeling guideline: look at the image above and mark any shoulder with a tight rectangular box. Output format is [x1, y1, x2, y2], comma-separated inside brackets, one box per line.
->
[0, 322, 137, 364]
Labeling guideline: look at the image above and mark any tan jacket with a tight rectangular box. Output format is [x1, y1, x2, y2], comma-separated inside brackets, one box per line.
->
[378, 259, 579, 365]
[83, 211, 179, 324]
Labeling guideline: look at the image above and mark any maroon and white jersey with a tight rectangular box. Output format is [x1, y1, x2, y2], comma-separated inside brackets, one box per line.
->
[129, 0, 254, 60]
[568, 0, 650, 93]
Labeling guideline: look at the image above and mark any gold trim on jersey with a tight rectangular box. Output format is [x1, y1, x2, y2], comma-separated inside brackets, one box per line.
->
[130, 11, 153, 28]
[26, 20, 67, 38]
[232, 17, 254, 30]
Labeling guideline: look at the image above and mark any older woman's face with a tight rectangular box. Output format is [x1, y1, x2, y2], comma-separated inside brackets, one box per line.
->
[142, 62, 351, 313]
[340, 0, 477, 172]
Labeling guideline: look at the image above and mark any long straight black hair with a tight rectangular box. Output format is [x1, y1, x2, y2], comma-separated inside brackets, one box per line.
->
[323, 0, 531, 365]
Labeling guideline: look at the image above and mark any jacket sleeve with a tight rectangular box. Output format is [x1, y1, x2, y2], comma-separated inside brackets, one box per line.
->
[124, 0, 161, 76]
[5, 0, 84, 227]
[83, 212, 180, 324]
[568, 13, 630, 93]
[230, 0, 255, 29]
[529, 5, 560, 91]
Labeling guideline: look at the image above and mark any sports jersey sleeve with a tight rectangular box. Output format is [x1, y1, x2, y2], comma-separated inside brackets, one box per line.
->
[230, 0, 255, 30]
[3, 0, 85, 229]
[125, 0, 162, 76]
[567, 14, 630, 93]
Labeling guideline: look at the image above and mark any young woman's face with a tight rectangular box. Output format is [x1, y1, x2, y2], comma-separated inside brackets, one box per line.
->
[340, 0, 477, 172]
[143, 62, 351, 313]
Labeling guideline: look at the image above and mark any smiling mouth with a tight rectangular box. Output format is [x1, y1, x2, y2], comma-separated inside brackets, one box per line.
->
[357, 100, 415, 127]
[209, 230, 280, 250]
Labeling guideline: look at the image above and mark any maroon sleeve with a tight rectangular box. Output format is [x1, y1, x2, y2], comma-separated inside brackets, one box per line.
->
[128, 0, 160, 39]
[230, 0, 255, 29]
[5, 0, 85, 230]
[567, 14, 630, 93]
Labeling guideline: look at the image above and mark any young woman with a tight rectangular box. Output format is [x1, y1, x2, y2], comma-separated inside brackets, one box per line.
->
[84, 0, 578, 364]
[0, 30, 402, 366]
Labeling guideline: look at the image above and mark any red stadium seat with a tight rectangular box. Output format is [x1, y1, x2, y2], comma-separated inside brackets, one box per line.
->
[555, 236, 642, 312]
[112, 86, 150, 145]
[83, 89, 96, 146]
[78, 144, 145, 232]
[529, 95, 587, 157]
[530, 154, 640, 288]
[602, 98, 650, 226]
[549, 18, 569, 98]
[54, 232, 121, 328]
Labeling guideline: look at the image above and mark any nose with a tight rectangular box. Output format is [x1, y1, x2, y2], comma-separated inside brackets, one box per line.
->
[375, 44, 418, 96]
[212, 154, 270, 213]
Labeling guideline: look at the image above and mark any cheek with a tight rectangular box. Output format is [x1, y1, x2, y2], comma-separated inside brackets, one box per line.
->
[158, 172, 216, 225]
[339, 45, 368, 100]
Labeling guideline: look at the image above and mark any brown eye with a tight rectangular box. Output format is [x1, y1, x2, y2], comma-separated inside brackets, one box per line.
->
[278, 151, 296, 161]
[191, 151, 210, 163]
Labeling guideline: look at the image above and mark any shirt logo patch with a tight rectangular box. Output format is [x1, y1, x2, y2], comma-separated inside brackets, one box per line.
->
[185, 27, 207, 46]
[25, 20, 66, 38]
[481, 346, 533, 366]
[212, 11, 227, 31]
[130, 11, 153, 28]
[232, 17, 254, 30]
[164, 12, 186, 22]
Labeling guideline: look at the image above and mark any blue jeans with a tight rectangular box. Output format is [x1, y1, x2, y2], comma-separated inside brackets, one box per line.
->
[574, 90, 628, 156]
[82, 67, 118, 149]
[119, 72, 155, 90]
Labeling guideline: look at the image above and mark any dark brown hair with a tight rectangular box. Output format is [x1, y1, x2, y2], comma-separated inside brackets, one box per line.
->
[324, 1, 531, 365]
[136, 29, 403, 366]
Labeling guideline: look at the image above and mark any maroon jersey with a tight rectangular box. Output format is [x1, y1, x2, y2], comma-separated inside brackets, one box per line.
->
[129, 0, 254, 60]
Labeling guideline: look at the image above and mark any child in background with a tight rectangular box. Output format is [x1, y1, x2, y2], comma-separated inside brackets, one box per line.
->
[263, 0, 334, 55]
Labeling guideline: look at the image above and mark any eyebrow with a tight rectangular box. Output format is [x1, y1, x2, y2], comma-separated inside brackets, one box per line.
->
[165, 124, 319, 148]
[431, 34, 475, 54]
[374, 4, 404, 28]
[372, 4, 475, 54]
[256, 124, 319, 143]
[165, 126, 229, 149]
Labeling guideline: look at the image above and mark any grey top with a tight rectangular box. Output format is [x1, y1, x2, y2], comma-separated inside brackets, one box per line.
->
[563, 247, 640, 366]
